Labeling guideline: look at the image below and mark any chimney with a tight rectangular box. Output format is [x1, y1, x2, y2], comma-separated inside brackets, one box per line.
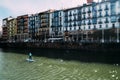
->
[87, 0, 93, 3]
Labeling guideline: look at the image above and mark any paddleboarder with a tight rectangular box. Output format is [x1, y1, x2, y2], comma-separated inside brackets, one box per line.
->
[29, 52, 32, 60]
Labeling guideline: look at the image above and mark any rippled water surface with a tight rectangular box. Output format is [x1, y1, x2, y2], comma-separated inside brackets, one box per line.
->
[0, 48, 120, 80]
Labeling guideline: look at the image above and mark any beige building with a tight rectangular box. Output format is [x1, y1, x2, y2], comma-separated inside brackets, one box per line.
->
[8, 18, 17, 42]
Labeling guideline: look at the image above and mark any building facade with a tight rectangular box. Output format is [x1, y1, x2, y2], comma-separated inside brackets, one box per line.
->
[38, 10, 53, 42]
[8, 18, 17, 42]
[64, 7, 80, 42]
[50, 10, 64, 38]
[28, 14, 40, 41]
[16, 15, 29, 42]
[2, 17, 13, 41]
[1, 0, 120, 43]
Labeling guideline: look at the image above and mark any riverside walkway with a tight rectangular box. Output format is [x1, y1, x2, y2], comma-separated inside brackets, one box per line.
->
[0, 49, 120, 80]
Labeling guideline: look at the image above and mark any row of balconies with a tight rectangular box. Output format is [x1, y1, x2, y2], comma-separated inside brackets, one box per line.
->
[82, 7, 109, 14]
[82, 14, 110, 20]
[64, 14, 111, 19]
[51, 25, 62, 27]
[81, 20, 110, 25]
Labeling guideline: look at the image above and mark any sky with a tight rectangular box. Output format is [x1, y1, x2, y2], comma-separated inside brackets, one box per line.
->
[0, 0, 98, 31]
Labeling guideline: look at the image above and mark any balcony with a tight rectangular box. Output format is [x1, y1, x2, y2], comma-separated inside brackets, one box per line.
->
[78, 23, 81, 26]
[104, 7, 109, 10]
[87, 17, 91, 19]
[98, 15, 102, 17]
[92, 16, 97, 19]
[82, 22, 86, 25]
[65, 20, 68, 23]
[104, 14, 109, 17]
[78, 12, 81, 15]
[69, 14, 72, 16]
[73, 23, 77, 26]
[88, 22, 92, 25]
[82, 17, 86, 20]
[69, 24, 72, 27]
[73, 14, 77, 16]
[65, 15, 68, 17]
[73, 18, 77, 21]
[87, 10, 92, 13]
[92, 22, 97, 24]
[98, 21, 103, 24]
[98, 8, 102, 11]
[69, 19, 72, 22]
[82, 11, 86, 14]
[51, 25, 55, 28]
[111, 13, 116, 16]
[78, 18, 81, 21]
[104, 20, 109, 23]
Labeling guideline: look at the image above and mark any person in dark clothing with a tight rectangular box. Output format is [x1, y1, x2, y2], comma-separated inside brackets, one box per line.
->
[29, 52, 32, 60]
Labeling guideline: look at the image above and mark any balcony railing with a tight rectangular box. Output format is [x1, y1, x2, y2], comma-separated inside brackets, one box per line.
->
[88, 22, 92, 25]
[98, 15, 102, 17]
[104, 14, 109, 17]
[92, 16, 97, 19]
[78, 18, 81, 21]
[82, 17, 86, 20]
[98, 8, 102, 11]
[104, 7, 109, 10]
[104, 20, 109, 23]
[87, 17, 91, 19]
[69, 14, 72, 16]
[98, 21, 103, 24]
[82, 22, 86, 25]
[73, 18, 77, 21]
[73, 24, 77, 26]
[69, 19, 72, 22]
[82, 11, 86, 14]
[87, 10, 92, 13]
[65, 15, 68, 17]
[92, 22, 97, 24]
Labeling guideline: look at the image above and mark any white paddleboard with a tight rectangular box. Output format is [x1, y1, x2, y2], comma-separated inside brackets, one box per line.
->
[26, 58, 35, 62]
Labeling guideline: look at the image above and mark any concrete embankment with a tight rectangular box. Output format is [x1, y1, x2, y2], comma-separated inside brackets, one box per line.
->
[0, 42, 120, 51]
[1, 42, 120, 64]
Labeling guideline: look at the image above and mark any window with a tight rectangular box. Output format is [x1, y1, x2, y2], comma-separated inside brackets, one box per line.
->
[94, 25, 96, 29]
[111, 3, 116, 15]
[79, 27, 81, 30]
[112, 24, 115, 28]
[99, 25, 102, 28]
[99, 12, 102, 17]
[105, 11, 109, 16]
[84, 27, 85, 30]
[74, 27, 76, 30]
[88, 26, 91, 29]
[106, 24, 108, 28]
[70, 27, 72, 30]
[59, 12, 61, 16]
[60, 27, 61, 31]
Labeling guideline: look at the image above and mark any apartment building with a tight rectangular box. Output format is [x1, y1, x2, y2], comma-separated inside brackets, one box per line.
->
[38, 10, 53, 42]
[2, 0, 120, 43]
[64, 7, 80, 42]
[8, 18, 17, 42]
[50, 10, 64, 38]
[2, 17, 13, 41]
[28, 14, 40, 41]
[16, 15, 29, 42]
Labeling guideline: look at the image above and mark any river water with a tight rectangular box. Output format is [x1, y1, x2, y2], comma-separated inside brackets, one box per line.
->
[0, 48, 120, 80]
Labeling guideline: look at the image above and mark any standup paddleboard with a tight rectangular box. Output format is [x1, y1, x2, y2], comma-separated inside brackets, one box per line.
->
[26, 58, 35, 62]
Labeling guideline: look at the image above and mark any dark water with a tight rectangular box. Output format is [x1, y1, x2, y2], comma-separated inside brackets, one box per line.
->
[0, 48, 120, 80]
